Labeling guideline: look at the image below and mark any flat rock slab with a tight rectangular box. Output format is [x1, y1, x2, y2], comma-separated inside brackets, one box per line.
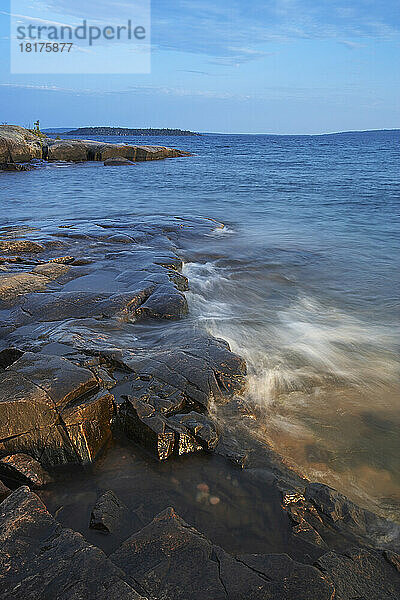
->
[0, 486, 145, 600]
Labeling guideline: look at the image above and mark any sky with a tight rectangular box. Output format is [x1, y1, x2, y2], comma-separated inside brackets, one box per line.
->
[0, 0, 399, 133]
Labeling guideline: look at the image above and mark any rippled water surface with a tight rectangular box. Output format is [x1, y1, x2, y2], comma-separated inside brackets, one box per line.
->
[1, 131, 399, 519]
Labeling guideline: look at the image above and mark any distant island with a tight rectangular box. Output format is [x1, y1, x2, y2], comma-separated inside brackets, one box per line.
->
[49, 127, 200, 137]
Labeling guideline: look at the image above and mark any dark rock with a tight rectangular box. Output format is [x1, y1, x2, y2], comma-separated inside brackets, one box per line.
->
[0, 454, 52, 488]
[238, 553, 334, 599]
[61, 391, 115, 463]
[119, 398, 175, 460]
[305, 482, 400, 548]
[0, 353, 114, 466]
[135, 284, 188, 320]
[117, 377, 186, 415]
[316, 547, 400, 599]
[114, 337, 246, 411]
[0, 347, 23, 369]
[0, 486, 145, 599]
[168, 270, 189, 291]
[0, 480, 11, 502]
[17, 287, 154, 322]
[6, 352, 99, 409]
[168, 411, 219, 451]
[89, 490, 129, 534]
[104, 157, 136, 166]
[110, 506, 336, 600]
[0, 162, 33, 171]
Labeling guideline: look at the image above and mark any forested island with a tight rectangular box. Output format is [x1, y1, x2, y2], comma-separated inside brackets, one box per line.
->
[58, 127, 200, 136]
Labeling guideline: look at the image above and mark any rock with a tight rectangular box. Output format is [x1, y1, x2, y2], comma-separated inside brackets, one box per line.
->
[0, 486, 146, 599]
[119, 398, 175, 460]
[46, 138, 189, 163]
[238, 553, 334, 599]
[0, 454, 52, 488]
[0, 480, 11, 502]
[0, 352, 114, 466]
[0, 240, 45, 254]
[0, 272, 49, 302]
[0, 162, 33, 171]
[135, 284, 188, 319]
[305, 482, 400, 549]
[89, 490, 130, 534]
[61, 391, 114, 463]
[104, 157, 136, 166]
[168, 412, 219, 451]
[0, 125, 43, 163]
[46, 139, 93, 162]
[316, 547, 400, 600]
[115, 337, 247, 411]
[0, 125, 189, 165]
[110, 506, 336, 600]
[6, 352, 99, 409]
[32, 262, 70, 278]
[17, 287, 154, 322]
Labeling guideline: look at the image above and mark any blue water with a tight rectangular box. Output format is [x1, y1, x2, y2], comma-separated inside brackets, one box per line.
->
[1, 131, 400, 518]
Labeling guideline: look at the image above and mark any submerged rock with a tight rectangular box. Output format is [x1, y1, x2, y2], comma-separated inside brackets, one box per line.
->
[0, 454, 52, 488]
[0, 487, 146, 599]
[89, 490, 130, 534]
[104, 157, 136, 166]
[109, 506, 336, 600]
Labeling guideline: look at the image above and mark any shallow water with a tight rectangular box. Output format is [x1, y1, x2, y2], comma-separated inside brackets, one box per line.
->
[1, 131, 400, 520]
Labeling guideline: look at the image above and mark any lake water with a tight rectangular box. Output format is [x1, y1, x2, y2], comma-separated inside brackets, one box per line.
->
[1, 131, 399, 521]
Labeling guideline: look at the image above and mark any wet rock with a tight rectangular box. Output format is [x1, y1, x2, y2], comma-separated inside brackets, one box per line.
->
[62, 391, 114, 463]
[110, 506, 335, 600]
[118, 377, 186, 415]
[135, 284, 188, 319]
[168, 270, 189, 291]
[0, 240, 45, 254]
[238, 553, 334, 599]
[305, 482, 400, 549]
[32, 262, 70, 279]
[0, 480, 11, 501]
[0, 454, 52, 488]
[7, 352, 99, 409]
[104, 157, 136, 166]
[0, 347, 23, 369]
[115, 337, 246, 411]
[0, 272, 49, 302]
[0, 486, 145, 599]
[18, 287, 154, 322]
[119, 398, 175, 460]
[168, 411, 219, 451]
[90, 490, 129, 534]
[316, 547, 400, 600]
[0, 352, 114, 466]
[0, 162, 33, 171]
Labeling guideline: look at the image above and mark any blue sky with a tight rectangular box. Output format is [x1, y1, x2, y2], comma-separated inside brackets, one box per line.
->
[0, 0, 399, 133]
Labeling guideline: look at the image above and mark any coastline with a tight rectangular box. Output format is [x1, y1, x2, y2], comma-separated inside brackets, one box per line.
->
[0, 213, 399, 598]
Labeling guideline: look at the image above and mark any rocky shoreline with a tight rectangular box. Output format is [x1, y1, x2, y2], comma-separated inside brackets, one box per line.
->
[0, 125, 190, 170]
[0, 217, 400, 598]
